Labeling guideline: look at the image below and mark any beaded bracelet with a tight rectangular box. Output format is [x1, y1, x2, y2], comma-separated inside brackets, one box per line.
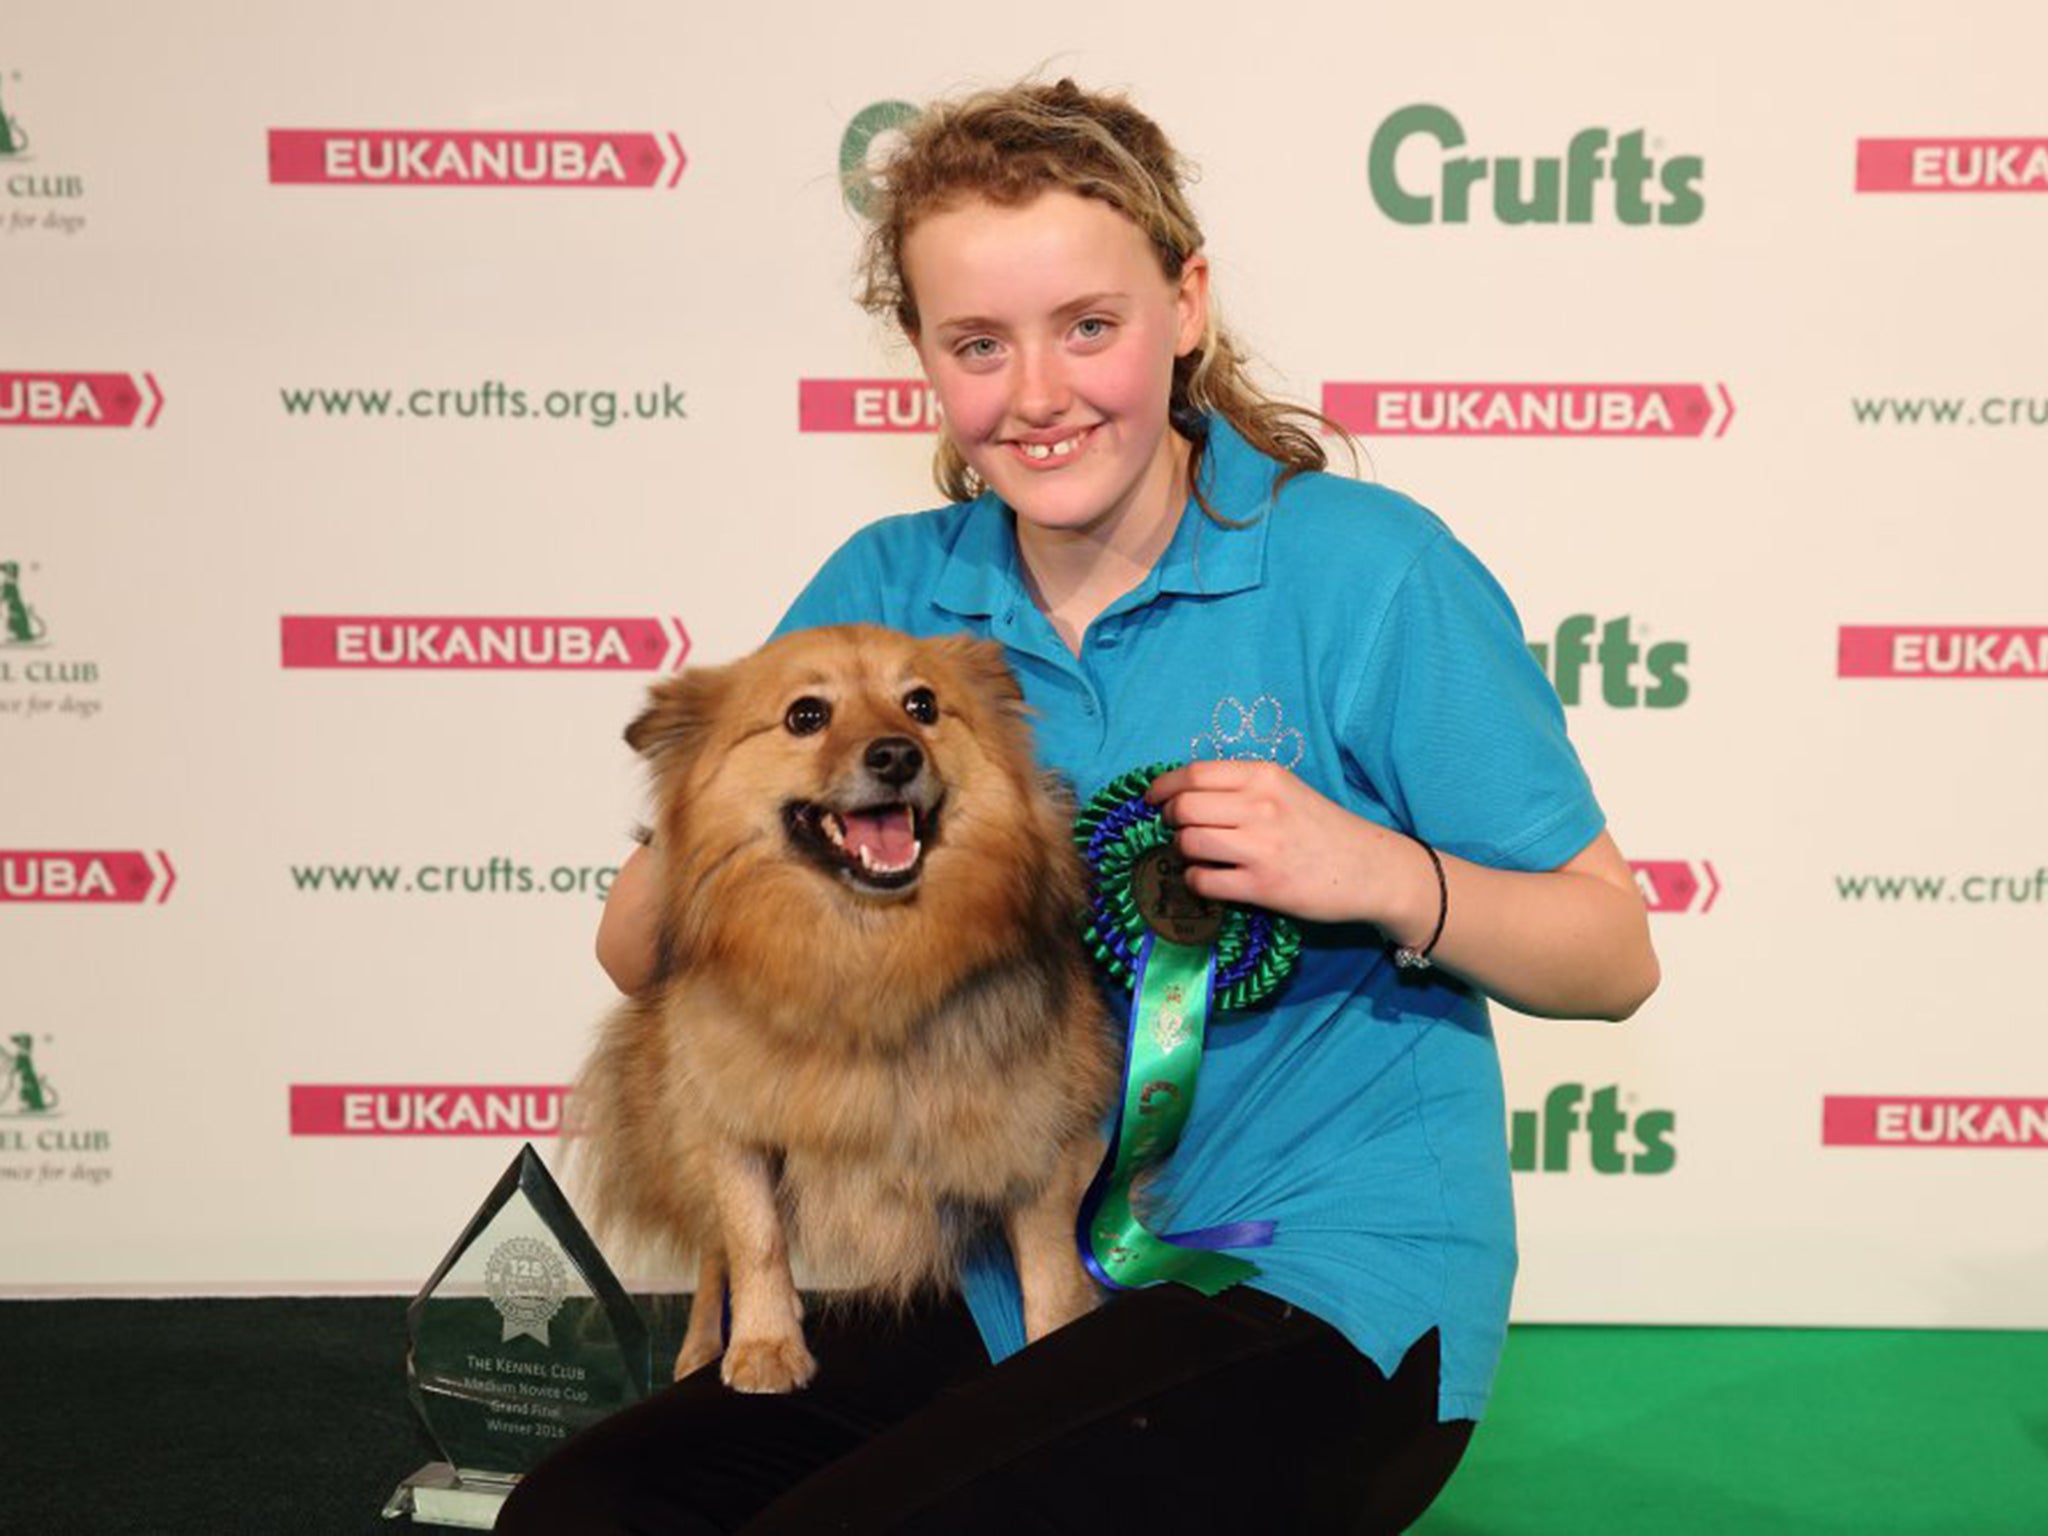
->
[1391, 838, 1448, 971]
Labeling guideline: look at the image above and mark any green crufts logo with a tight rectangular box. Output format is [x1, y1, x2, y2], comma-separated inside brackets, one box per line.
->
[1528, 614, 1688, 708]
[840, 100, 920, 217]
[1510, 1083, 1675, 1174]
[1369, 104, 1704, 225]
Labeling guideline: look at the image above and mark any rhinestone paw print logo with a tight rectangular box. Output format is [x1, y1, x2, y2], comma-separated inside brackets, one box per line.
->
[1191, 695, 1305, 768]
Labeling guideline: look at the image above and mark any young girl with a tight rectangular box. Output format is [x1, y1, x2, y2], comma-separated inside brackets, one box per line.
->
[505, 79, 1657, 1535]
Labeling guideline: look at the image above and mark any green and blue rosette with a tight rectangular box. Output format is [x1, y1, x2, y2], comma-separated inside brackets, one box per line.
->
[1074, 763, 1301, 1294]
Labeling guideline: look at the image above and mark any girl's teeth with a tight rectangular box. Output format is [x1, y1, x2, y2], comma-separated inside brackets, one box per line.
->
[1022, 435, 1081, 460]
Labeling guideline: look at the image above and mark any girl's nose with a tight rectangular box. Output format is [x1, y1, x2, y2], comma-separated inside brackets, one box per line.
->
[1011, 343, 1072, 424]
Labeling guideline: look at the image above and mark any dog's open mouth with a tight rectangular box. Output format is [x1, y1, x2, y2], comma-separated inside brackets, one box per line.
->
[784, 800, 938, 893]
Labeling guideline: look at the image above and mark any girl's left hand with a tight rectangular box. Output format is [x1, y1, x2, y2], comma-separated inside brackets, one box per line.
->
[1145, 761, 1428, 932]
[1149, 762, 1661, 1020]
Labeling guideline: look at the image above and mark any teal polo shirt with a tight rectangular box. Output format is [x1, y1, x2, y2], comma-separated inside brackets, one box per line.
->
[774, 415, 1603, 1420]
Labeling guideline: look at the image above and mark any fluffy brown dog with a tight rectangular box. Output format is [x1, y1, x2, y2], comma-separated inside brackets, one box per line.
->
[569, 623, 1116, 1393]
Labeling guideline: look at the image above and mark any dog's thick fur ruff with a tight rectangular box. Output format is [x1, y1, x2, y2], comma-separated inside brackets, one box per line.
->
[568, 625, 1116, 1392]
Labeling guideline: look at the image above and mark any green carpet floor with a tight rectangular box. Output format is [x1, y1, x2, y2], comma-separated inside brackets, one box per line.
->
[4, 1299, 2042, 1532]
[1417, 1326, 2048, 1534]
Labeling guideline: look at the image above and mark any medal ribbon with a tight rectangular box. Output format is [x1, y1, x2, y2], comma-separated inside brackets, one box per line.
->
[1079, 932, 1267, 1293]
[1073, 764, 1300, 1294]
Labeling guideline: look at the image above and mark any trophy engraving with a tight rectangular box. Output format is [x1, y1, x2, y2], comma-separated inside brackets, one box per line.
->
[384, 1144, 651, 1528]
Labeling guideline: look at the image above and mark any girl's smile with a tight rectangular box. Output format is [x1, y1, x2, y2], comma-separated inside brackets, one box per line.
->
[1007, 423, 1096, 466]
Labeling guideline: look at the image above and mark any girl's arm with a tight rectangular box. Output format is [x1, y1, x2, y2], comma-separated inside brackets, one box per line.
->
[595, 842, 661, 995]
[1147, 761, 1659, 1022]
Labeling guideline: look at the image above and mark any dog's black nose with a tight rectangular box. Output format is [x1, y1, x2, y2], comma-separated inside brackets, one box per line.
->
[864, 736, 924, 786]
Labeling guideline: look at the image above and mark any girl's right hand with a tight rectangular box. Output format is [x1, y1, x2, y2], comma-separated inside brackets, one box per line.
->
[595, 841, 662, 994]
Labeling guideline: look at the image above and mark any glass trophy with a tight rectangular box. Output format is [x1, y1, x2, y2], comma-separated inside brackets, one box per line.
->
[383, 1143, 652, 1529]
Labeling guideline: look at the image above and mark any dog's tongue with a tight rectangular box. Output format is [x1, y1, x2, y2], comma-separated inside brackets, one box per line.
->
[841, 806, 916, 866]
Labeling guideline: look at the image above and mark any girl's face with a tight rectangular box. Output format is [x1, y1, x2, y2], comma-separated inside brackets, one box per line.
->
[904, 189, 1208, 547]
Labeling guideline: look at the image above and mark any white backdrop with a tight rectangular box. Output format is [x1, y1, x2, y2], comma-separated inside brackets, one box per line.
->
[5, 1, 2046, 1329]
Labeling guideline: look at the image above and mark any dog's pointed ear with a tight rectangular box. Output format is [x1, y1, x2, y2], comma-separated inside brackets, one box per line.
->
[625, 666, 732, 765]
[924, 633, 1026, 718]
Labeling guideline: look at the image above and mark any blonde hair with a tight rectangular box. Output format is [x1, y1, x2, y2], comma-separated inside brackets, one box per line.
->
[852, 79, 1352, 516]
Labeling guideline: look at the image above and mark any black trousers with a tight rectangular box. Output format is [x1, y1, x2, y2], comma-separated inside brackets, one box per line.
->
[497, 1285, 1474, 1535]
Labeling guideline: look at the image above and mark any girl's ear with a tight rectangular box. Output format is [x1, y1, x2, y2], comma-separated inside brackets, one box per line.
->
[1174, 251, 1211, 358]
[625, 666, 732, 767]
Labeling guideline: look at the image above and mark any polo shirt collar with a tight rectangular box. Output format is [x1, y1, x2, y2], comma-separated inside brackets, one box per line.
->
[931, 414, 1277, 620]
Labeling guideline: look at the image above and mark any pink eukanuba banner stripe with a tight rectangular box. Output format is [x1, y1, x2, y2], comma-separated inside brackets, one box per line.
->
[1320, 382, 1721, 437]
[0, 850, 171, 903]
[1823, 1096, 2048, 1146]
[0, 371, 160, 428]
[1629, 860, 1718, 913]
[1856, 138, 2048, 191]
[266, 129, 673, 186]
[1837, 625, 2048, 677]
[290, 1085, 567, 1135]
[278, 616, 676, 669]
[798, 379, 940, 432]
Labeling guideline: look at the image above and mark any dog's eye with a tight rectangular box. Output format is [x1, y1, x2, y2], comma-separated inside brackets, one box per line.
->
[903, 687, 938, 725]
[784, 697, 831, 735]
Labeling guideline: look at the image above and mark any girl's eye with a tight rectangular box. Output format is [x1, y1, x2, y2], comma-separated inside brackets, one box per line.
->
[903, 687, 939, 725]
[1073, 316, 1111, 341]
[957, 337, 1000, 360]
[785, 697, 831, 735]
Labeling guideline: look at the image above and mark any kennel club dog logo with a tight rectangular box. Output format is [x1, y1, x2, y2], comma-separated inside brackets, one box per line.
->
[267, 129, 686, 189]
[2, 560, 46, 647]
[0, 560, 110, 723]
[2, 68, 92, 239]
[0, 1036, 115, 1186]
[0, 73, 24, 160]
[0, 1033, 58, 1118]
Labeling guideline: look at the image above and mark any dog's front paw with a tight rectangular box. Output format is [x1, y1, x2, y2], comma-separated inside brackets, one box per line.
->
[720, 1332, 817, 1394]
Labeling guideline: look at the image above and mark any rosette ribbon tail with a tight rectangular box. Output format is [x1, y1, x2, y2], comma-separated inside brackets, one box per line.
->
[1077, 933, 1273, 1295]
